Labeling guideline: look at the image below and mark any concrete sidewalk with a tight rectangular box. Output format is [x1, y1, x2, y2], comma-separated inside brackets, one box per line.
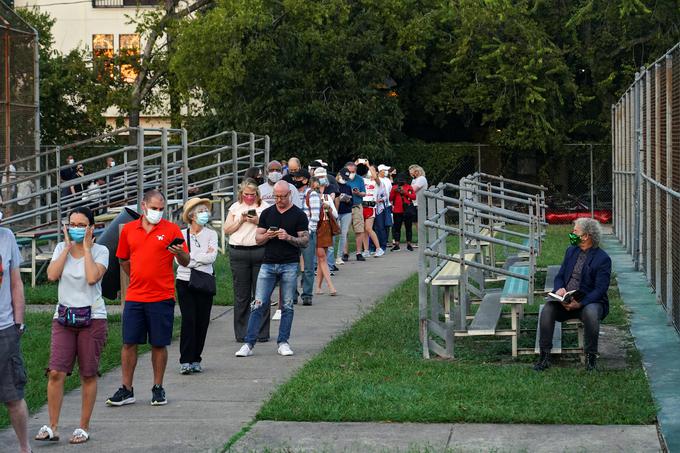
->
[1, 249, 418, 452]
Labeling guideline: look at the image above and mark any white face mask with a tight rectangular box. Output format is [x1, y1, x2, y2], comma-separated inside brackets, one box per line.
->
[337, 176, 345, 184]
[68, 159, 75, 165]
[145, 208, 163, 224]
[349, 172, 356, 180]
[0, 210, 3, 221]
[109, 161, 116, 167]
[268, 171, 282, 183]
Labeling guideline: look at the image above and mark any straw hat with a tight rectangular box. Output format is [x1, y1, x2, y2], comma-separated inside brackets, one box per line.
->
[182, 198, 211, 224]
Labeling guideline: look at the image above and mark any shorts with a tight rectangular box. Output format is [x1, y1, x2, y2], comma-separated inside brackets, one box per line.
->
[123, 299, 175, 347]
[351, 205, 365, 233]
[363, 206, 375, 220]
[48, 319, 108, 377]
[0, 326, 27, 403]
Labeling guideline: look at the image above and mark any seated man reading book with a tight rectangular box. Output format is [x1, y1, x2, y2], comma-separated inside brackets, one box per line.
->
[534, 217, 612, 372]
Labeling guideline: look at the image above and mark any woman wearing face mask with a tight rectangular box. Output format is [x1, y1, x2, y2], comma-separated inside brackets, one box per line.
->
[175, 198, 218, 374]
[333, 168, 353, 264]
[38, 207, 109, 444]
[311, 176, 338, 295]
[244, 166, 264, 186]
[223, 179, 270, 342]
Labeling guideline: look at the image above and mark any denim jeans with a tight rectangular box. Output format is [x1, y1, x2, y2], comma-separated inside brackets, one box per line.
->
[334, 213, 352, 258]
[370, 209, 387, 252]
[301, 231, 317, 299]
[245, 262, 298, 346]
[538, 300, 604, 354]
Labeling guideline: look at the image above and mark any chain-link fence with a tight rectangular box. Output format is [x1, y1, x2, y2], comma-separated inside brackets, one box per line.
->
[612, 41, 680, 333]
[0, 3, 39, 211]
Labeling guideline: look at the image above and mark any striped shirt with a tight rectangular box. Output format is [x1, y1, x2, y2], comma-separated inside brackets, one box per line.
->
[302, 188, 321, 232]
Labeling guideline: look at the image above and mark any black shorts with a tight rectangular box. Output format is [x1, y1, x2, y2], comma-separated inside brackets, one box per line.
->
[122, 300, 175, 347]
[0, 326, 27, 403]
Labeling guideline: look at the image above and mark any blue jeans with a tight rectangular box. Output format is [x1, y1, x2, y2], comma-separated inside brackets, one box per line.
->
[334, 213, 352, 259]
[301, 231, 317, 299]
[371, 209, 387, 251]
[327, 246, 335, 268]
[245, 262, 298, 346]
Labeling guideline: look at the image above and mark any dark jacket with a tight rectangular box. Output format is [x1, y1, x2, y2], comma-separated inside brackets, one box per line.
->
[553, 245, 612, 319]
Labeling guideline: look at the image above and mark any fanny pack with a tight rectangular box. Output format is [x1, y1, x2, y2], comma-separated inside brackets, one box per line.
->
[362, 201, 376, 207]
[57, 304, 92, 328]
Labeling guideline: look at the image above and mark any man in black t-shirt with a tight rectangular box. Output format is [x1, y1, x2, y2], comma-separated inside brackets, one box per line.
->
[235, 181, 309, 358]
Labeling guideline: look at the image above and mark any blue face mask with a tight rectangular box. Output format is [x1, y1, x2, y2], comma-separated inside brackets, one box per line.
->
[196, 212, 211, 225]
[68, 227, 86, 243]
[319, 177, 329, 186]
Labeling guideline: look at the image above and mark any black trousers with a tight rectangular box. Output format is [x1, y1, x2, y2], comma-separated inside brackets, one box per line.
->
[392, 212, 413, 243]
[538, 300, 604, 354]
[229, 246, 270, 342]
[176, 279, 213, 364]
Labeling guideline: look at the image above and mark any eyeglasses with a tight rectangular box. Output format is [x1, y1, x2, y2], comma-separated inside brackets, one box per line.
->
[68, 223, 88, 228]
[274, 194, 290, 199]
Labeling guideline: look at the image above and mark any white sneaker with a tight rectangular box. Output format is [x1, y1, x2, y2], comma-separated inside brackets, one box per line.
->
[362, 251, 370, 257]
[374, 248, 385, 257]
[235, 344, 252, 357]
[277, 342, 294, 356]
[335, 258, 345, 265]
[272, 309, 282, 321]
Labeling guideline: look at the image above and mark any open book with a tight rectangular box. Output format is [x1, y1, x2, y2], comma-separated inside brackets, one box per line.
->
[547, 289, 584, 303]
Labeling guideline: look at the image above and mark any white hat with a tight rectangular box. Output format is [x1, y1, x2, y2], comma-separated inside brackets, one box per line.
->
[313, 167, 327, 177]
[378, 164, 390, 172]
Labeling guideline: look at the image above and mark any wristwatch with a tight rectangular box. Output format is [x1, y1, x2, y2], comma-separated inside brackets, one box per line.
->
[15, 323, 26, 334]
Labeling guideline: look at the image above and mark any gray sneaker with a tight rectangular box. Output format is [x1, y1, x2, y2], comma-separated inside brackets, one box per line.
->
[180, 363, 192, 375]
[191, 362, 202, 373]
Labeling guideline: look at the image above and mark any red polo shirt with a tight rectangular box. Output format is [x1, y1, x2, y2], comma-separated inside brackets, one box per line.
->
[116, 217, 188, 302]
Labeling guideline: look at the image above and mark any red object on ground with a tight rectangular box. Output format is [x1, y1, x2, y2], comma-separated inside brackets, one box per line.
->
[546, 210, 612, 224]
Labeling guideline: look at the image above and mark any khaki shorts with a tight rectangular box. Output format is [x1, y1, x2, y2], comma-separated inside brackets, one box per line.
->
[351, 205, 365, 233]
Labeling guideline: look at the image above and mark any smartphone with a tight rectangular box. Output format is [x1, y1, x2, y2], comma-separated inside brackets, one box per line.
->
[268, 226, 279, 232]
[352, 187, 359, 193]
[248, 209, 256, 217]
[167, 237, 185, 249]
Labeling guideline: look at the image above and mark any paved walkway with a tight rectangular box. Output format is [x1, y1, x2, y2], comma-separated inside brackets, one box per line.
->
[1, 249, 418, 452]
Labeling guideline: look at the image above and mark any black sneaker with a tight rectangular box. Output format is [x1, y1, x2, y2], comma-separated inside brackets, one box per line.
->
[330, 265, 339, 272]
[356, 253, 366, 262]
[302, 297, 313, 306]
[106, 385, 135, 406]
[151, 384, 167, 406]
[391, 245, 400, 251]
[342, 254, 349, 262]
[406, 244, 414, 251]
[585, 353, 597, 371]
[533, 351, 551, 372]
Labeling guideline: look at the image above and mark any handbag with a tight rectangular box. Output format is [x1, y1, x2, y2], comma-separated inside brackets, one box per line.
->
[186, 229, 217, 296]
[57, 304, 92, 328]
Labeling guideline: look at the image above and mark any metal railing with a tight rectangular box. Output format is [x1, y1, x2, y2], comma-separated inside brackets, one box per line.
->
[611, 41, 680, 333]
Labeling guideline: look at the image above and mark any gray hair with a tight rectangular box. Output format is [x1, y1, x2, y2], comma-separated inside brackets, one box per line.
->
[574, 217, 602, 248]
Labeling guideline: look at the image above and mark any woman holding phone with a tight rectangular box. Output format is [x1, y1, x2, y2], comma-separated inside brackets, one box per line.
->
[36, 207, 108, 444]
[175, 198, 218, 374]
[223, 178, 269, 342]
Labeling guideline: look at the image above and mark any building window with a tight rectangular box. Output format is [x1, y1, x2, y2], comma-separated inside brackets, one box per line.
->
[119, 34, 140, 83]
[92, 34, 114, 80]
[92, 0, 158, 8]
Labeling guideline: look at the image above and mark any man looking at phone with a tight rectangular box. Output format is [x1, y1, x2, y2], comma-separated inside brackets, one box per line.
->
[107, 190, 190, 407]
[345, 161, 366, 261]
[534, 218, 611, 372]
[235, 181, 309, 357]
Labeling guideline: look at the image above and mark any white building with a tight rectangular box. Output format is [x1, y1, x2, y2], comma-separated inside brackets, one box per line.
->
[15, 0, 170, 129]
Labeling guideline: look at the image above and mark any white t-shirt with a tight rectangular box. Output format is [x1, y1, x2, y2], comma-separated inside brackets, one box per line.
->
[259, 182, 301, 208]
[380, 177, 393, 207]
[411, 175, 428, 206]
[363, 177, 378, 203]
[51, 242, 109, 319]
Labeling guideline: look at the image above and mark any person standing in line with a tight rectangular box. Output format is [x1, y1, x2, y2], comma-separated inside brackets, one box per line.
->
[0, 224, 30, 453]
[176, 198, 218, 374]
[311, 176, 338, 295]
[36, 207, 108, 445]
[409, 164, 428, 247]
[333, 168, 353, 265]
[292, 168, 320, 306]
[390, 174, 416, 251]
[223, 179, 270, 343]
[357, 161, 384, 257]
[60, 155, 77, 199]
[259, 160, 300, 208]
[235, 181, 309, 358]
[282, 157, 301, 185]
[378, 164, 394, 250]
[313, 166, 339, 273]
[344, 161, 366, 262]
[281, 159, 289, 176]
[106, 189, 190, 407]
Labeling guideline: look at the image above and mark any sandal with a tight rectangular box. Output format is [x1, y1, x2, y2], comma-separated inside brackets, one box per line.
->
[35, 425, 59, 442]
[69, 428, 89, 444]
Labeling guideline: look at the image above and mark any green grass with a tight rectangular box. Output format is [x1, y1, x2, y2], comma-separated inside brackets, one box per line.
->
[256, 225, 656, 425]
[0, 313, 180, 429]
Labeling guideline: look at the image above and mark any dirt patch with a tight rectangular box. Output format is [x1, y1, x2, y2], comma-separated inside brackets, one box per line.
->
[598, 324, 633, 369]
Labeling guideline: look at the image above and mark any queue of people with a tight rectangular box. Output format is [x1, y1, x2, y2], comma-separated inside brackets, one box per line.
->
[0, 157, 427, 450]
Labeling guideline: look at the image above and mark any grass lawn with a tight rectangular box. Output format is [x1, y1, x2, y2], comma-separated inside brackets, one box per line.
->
[0, 312, 181, 429]
[257, 224, 656, 425]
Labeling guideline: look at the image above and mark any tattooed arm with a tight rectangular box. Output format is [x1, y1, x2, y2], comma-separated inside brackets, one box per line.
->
[279, 229, 309, 249]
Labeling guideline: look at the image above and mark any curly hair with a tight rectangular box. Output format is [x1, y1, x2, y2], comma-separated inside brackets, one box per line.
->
[574, 217, 602, 248]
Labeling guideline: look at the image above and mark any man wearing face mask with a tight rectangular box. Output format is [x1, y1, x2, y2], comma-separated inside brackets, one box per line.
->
[344, 161, 366, 261]
[60, 155, 78, 199]
[535, 218, 611, 372]
[259, 160, 301, 208]
[282, 157, 301, 185]
[108, 190, 190, 407]
[292, 169, 319, 306]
